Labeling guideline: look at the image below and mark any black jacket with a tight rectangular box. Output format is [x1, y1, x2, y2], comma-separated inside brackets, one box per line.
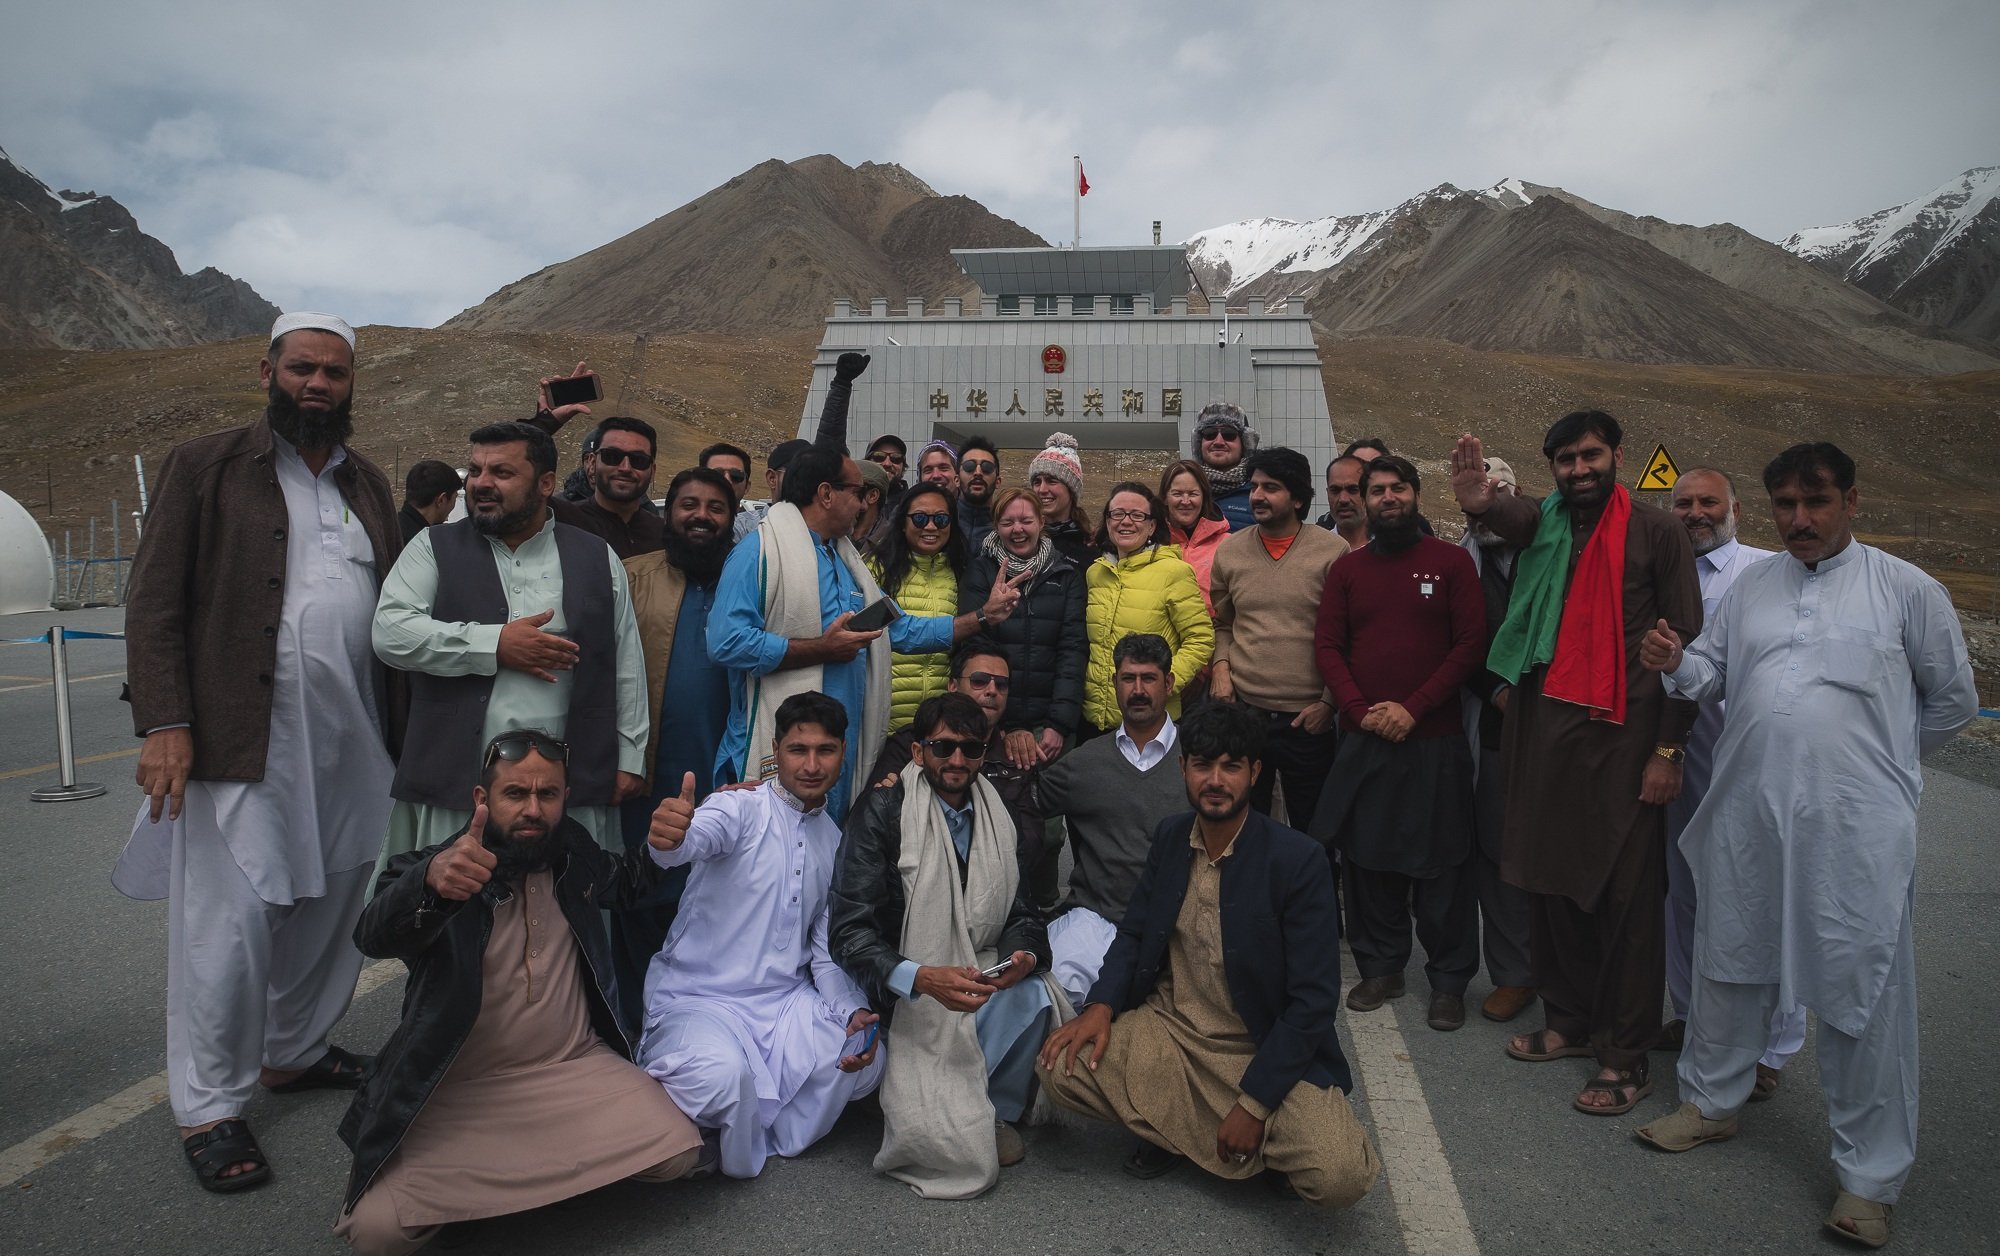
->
[828, 780, 1048, 1018]
[866, 726, 1053, 910]
[1089, 810, 1353, 1109]
[958, 552, 1087, 737]
[336, 818, 659, 1210]
[1045, 517, 1097, 568]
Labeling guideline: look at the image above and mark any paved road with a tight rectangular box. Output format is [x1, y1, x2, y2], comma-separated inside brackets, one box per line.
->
[0, 607, 1994, 1254]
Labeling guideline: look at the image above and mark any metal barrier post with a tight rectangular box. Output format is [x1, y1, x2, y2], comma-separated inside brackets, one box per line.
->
[30, 626, 107, 803]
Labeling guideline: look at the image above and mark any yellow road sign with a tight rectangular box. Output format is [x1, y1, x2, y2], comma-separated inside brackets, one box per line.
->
[1635, 443, 1680, 492]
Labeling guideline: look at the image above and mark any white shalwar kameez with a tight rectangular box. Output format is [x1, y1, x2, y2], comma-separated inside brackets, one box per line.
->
[637, 781, 879, 1178]
[113, 438, 395, 1126]
[1664, 538, 1807, 1067]
[1664, 541, 1976, 1203]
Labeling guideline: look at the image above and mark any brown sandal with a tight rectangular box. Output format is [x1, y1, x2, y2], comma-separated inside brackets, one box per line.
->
[1749, 1062, 1781, 1102]
[1572, 1062, 1652, 1116]
[1506, 1030, 1595, 1063]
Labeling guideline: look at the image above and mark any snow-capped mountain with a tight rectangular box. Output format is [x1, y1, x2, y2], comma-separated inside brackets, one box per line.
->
[1780, 168, 2000, 340]
[1186, 179, 1547, 299]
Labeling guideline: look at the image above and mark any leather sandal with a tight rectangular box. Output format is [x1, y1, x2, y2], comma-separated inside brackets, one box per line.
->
[182, 1119, 271, 1193]
[1571, 1062, 1651, 1116]
[1823, 1189, 1892, 1249]
[1635, 1102, 1738, 1151]
[1505, 1029, 1594, 1062]
[266, 1045, 373, 1093]
[1749, 1062, 1782, 1102]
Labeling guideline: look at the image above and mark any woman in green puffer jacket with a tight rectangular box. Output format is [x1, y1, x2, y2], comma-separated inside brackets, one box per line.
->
[867, 485, 970, 732]
[1082, 481, 1215, 731]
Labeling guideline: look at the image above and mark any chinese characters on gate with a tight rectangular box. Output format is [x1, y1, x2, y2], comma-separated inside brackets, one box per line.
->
[930, 387, 1183, 418]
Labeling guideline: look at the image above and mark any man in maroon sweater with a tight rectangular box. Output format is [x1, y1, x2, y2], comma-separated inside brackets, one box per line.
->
[1312, 456, 1486, 1031]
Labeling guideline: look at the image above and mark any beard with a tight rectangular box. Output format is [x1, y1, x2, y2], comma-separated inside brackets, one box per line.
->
[664, 523, 731, 585]
[470, 490, 542, 537]
[266, 379, 354, 450]
[1369, 510, 1422, 550]
[1687, 516, 1737, 557]
[483, 821, 558, 885]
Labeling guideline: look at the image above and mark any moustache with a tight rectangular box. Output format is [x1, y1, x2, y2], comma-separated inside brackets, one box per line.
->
[1787, 529, 1819, 541]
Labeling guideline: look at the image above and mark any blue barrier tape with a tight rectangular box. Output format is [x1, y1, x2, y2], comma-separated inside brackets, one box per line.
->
[1, 630, 127, 645]
[1982, 708, 2000, 720]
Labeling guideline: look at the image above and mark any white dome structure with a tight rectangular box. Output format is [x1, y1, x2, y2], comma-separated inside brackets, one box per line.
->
[0, 490, 55, 615]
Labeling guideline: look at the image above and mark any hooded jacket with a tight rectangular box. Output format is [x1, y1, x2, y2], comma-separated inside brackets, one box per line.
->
[958, 549, 1087, 737]
[1083, 545, 1215, 730]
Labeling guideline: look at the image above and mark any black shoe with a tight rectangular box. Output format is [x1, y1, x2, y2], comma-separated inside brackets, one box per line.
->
[1346, 974, 1407, 1012]
[1122, 1140, 1185, 1180]
[1655, 1019, 1686, 1052]
[1427, 991, 1466, 1031]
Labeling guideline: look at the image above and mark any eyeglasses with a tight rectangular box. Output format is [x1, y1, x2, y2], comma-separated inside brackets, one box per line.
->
[922, 737, 988, 760]
[960, 458, 997, 474]
[596, 448, 655, 470]
[1106, 509, 1153, 523]
[964, 671, 1011, 691]
[907, 510, 953, 529]
[1195, 425, 1241, 442]
[712, 467, 748, 483]
[484, 730, 570, 768]
[833, 482, 866, 498]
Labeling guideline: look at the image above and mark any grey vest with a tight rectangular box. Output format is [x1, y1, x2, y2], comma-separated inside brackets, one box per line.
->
[391, 518, 618, 808]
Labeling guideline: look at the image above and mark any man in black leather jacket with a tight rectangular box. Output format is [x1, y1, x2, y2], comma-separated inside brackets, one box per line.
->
[334, 731, 704, 1254]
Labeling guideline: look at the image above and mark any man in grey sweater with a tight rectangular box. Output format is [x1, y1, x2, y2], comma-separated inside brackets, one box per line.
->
[1039, 634, 1192, 1010]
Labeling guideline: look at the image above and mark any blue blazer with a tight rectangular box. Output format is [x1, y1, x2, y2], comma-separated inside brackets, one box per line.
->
[1086, 809, 1352, 1108]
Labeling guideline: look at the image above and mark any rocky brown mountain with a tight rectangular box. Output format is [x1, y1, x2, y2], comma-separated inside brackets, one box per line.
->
[447, 155, 1046, 335]
[0, 147, 277, 351]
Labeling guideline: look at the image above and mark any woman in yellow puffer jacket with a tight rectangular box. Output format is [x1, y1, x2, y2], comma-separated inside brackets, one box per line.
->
[867, 485, 969, 732]
[1083, 480, 1215, 731]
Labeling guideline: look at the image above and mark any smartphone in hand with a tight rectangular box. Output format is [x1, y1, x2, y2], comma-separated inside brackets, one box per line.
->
[979, 957, 1016, 981]
[545, 373, 601, 408]
[847, 596, 902, 633]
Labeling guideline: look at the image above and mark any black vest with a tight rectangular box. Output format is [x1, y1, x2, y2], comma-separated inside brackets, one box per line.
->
[391, 518, 618, 807]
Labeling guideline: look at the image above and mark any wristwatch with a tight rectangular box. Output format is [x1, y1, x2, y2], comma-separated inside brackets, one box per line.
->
[1653, 745, 1686, 764]
[975, 608, 990, 626]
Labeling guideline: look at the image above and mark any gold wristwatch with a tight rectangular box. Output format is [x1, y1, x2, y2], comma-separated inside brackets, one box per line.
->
[1653, 745, 1686, 764]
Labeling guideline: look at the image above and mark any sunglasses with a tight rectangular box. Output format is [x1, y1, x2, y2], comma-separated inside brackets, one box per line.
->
[868, 450, 904, 464]
[964, 671, 1010, 691]
[960, 458, 997, 474]
[1195, 425, 1241, 441]
[596, 448, 655, 470]
[484, 730, 570, 768]
[713, 467, 748, 483]
[922, 737, 988, 760]
[907, 510, 953, 529]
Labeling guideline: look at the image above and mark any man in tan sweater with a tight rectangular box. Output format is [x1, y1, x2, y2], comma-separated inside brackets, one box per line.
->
[1208, 447, 1349, 829]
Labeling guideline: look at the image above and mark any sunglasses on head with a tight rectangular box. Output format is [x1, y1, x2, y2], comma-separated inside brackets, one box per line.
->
[484, 730, 570, 768]
[964, 671, 1010, 691]
[907, 510, 953, 529]
[596, 448, 654, 470]
[922, 737, 988, 760]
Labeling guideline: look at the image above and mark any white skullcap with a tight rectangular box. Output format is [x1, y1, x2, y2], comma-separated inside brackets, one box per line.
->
[270, 311, 356, 350]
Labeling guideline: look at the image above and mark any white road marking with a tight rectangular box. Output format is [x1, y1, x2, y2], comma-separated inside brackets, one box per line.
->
[1343, 959, 1481, 1255]
[0, 958, 404, 1186]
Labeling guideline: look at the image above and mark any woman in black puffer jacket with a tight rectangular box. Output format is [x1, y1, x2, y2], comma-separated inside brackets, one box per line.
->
[960, 487, 1088, 770]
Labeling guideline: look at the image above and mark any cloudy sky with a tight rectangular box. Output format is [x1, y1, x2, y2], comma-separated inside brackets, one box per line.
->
[4, 0, 1994, 328]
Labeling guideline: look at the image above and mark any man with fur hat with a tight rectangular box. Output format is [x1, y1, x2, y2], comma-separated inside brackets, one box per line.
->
[1191, 402, 1259, 532]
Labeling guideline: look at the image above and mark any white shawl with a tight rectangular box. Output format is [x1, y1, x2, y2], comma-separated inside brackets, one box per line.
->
[746, 502, 891, 782]
[873, 771, 1015, 1199]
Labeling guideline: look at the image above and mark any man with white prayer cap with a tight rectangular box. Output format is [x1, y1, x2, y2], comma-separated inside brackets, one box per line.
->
[120, 311, 405, 1192]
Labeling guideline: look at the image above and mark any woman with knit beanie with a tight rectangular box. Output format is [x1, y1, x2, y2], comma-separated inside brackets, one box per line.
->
[1158, 458, 1231, 613]
[959, 486, 1088, 768]
[1027, 432, 1097, 565]
[1080, 482, 1213, 733]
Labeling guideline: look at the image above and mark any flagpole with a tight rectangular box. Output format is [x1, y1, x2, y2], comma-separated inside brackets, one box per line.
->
[1073, 155, 1081, 251]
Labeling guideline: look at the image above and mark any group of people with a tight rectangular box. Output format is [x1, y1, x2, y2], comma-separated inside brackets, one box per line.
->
[115, 311, 1978, 1252]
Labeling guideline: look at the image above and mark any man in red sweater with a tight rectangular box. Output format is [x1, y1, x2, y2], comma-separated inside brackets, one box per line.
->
[1312, 456, 1487, 1031]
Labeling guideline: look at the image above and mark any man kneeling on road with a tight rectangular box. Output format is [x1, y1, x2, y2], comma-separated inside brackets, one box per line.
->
[638, 692, 883, 1179]
[830, 692, 1063, 1198]
[1037, 703, 1379, 1206]
[335, 731, 706, 1256]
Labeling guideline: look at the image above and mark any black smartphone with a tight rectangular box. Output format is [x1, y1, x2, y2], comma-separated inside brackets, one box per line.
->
[847, 596, 902, 633]
[545, 373, 601, 408]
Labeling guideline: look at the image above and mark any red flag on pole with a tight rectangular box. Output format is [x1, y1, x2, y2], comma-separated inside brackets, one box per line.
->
[1078, 166, 1090, 197]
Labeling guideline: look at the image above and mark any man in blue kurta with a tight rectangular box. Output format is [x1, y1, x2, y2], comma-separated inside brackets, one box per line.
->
[709, 446, 1018, 823]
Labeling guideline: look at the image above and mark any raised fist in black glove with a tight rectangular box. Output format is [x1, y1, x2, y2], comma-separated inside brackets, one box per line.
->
[835, 352, 871, 383]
